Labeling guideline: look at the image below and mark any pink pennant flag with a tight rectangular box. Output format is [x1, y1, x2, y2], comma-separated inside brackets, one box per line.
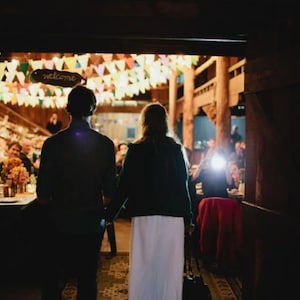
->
[44, 59, 54, 70]
[94, 64, 105, 77]
[159, 54, 169, 67]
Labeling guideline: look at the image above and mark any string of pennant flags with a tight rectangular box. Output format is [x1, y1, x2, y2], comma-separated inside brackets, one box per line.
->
[0, 53, 199, 109]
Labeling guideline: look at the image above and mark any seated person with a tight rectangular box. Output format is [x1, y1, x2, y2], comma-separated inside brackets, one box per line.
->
[191, 148, 233, 199]
[227, 160, 241, 190]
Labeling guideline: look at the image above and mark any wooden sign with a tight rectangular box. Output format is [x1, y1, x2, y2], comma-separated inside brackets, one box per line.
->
[30, 69, 86, 87]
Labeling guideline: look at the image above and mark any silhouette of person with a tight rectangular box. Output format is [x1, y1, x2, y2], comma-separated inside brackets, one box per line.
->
[37, 85, 116, 300]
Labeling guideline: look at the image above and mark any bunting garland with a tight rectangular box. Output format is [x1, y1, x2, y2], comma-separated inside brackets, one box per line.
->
[0, 53, 199, 108]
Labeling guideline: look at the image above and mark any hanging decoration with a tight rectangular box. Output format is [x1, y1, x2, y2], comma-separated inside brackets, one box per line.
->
[30, 69, 86, 87]
[0, 53, 199, 108]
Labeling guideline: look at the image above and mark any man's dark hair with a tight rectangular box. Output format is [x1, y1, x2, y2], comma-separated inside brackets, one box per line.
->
[66, 85, 96, 117]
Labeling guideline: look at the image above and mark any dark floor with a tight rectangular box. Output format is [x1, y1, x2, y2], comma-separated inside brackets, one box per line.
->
[0, 218, 131, 300]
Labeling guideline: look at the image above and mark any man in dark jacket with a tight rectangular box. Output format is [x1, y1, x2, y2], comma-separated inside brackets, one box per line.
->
[37, 85, 116, 300]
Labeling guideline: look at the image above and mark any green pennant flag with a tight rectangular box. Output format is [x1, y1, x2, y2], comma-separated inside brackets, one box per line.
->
[20, 62, 29, 76]
[46, 88, 52, 96]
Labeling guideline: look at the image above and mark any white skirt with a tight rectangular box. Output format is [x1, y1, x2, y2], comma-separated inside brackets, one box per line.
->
[129, 215, 185, 300]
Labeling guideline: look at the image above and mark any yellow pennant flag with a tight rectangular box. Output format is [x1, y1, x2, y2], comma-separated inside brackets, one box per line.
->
[64, 56, 77, 72]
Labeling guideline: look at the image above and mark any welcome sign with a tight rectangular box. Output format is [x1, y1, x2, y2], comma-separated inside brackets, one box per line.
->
[30, 69, 86, 87]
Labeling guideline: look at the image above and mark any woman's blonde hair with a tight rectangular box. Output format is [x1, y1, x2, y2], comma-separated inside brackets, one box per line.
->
[140, 103, 168, 140]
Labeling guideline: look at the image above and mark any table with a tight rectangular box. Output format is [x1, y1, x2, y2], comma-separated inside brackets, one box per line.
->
[227, 189, 244, 201]
[0, 193, 36, 206]
[0, 193, 37, 275]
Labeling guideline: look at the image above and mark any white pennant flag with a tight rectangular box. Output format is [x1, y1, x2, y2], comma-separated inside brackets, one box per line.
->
[16, 71, 25, 84]
[77, 54, 90, 69]
[30, 59, 44, 70]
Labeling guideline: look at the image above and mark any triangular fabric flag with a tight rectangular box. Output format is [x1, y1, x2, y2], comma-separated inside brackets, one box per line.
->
[4, 70, 16, 83]
[90, 54, 102, 65]
[54, 87, 63, 97]
[29, 84, 40, 97]
[125, 57, 135, 69]
[102, 75, 112, 86]
[16, 71, 25, 84]
[115, 59, 125, 71]
[64, 56, 77, 72]
[130, 83, 139, 95]
[28, 95, 40, 107]
[184, 55, 192, 68]
[0, 62, 7, 80]
[116, 54, 125, 60]
[44, 59, 54, 69]
[89, 77, 103, 87]
[77, 54, 90, 69]
[85, 65, 94, 78]
[46, 88, 52, 96]
[6, 60, 18, 73]
[106, 62, 117, 74]
[191, 55, 199, 65]
[94, 64, 105, 77]
[42, 96, 52, 108]
[56, 96, 67, 108]
[20, 62, 29, 76]
[30, 59, 44, 70]
[102, 54, 113, 63]
[159, 54, 169, 67]
[53, 57, 64, 70]
[134, 67, 145, 81]
[95, 83, 104, 94]
[138, 81, 145, 93]
[128, 74, 137, 84]
[145, 54, 155, 65]
[135, 55, 145, 67]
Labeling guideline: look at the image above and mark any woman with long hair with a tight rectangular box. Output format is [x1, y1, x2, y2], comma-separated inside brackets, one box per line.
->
[106, 102, 193, 300]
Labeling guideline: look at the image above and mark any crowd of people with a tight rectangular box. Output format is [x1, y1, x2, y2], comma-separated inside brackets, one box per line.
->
[1, 83, 246, 300]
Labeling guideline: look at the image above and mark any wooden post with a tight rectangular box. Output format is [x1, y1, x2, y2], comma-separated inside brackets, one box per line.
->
[168, 70, 177, 134]
[215, 56, 231, 152]
[182, 67, 194, 150]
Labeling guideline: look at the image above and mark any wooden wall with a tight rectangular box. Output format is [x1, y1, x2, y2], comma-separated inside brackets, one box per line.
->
[242, 9, 300, 300]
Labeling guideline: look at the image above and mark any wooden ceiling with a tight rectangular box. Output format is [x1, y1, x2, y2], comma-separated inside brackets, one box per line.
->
[0, 0, 272, 57]
[0, 1, 289, 57]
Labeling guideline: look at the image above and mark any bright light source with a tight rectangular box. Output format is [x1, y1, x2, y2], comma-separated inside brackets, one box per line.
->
[211, 154, 226, 170]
